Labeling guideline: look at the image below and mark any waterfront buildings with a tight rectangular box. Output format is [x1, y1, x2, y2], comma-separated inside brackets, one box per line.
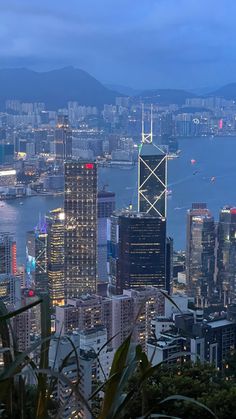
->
[64, 161, 97, 298]
[0, 168, 16, 187]
[217, 206, 236, 305]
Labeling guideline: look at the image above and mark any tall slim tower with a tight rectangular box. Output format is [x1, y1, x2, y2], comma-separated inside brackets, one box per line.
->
[137, 106, 170, 291]
[0, 233, 16, 275]
[97, 190, 115, 282]
[54, 115, 72, 162]
[217, 206, 236, 305]
[138, 106, 168, 218]
[46, 208, 65, 306]
[26, 223, 48, 296]
[186, 203, 215, 307]
[64, 161, 97, 297]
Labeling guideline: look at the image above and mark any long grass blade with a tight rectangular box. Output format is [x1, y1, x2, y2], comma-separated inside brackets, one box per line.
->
[160, 395, 218, 418]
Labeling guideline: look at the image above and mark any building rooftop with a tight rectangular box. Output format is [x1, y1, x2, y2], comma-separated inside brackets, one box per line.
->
[79, 326, 106, 336]
[207, 319, 234, 328]
[112, 210, 165, 220]
[98, 190, 115, 198]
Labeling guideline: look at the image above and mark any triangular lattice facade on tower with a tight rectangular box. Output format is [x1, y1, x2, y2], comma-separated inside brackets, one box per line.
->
[138, 105, 168, 218]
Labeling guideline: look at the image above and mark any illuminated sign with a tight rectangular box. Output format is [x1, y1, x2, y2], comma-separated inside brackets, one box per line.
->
[85, 163, 94, 169]
[59, 212, 65, 220]
[219, 119, 223, 130]
[0, 170, 16, 177]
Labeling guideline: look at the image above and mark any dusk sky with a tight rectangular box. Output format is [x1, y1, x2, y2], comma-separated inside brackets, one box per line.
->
[1, 0, 235, 89]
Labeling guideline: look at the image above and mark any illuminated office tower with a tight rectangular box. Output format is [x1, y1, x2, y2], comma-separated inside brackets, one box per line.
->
[27, 223, 48, 296]
[138, 107, 167, 218]
[54, 115, 72, 161]
[0, 233, 16, 275]
[217, 207, 236, 305]
[137, 107, 170, 293]
[0, 168, 16, 187]
[186, 203, 215, 306]
[97, 190, 115, 281]
[64, 161, 97, 297]
[46, 208, 65, 306]
[108, 211, 166, 294]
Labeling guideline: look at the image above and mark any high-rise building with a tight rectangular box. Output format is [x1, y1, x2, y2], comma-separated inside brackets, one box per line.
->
[186, 203, 215, 306]
[137, 111, 171, 295]
[166, 237, 173, 294]
[108, 211, 167, 294]
[54, 115, 72, 161]
[0, 275, 21, 308]
[64, 161, 97, 297]
[0, 233, 17, 275]
[46, 208, 65, 306]
[138, 142, 167, 218]
[97, 190, 115, 282]
[26, 223, 48, 296]
[13, 288, 41, 351]
[217, 206, 236, 305]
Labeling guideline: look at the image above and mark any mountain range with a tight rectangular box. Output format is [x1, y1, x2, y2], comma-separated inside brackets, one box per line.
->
[0, 67, 235, 109]
[0, 67, 118, 109]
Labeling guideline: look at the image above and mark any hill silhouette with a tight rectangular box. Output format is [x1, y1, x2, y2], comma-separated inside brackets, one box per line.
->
[0, 67, 118, 109]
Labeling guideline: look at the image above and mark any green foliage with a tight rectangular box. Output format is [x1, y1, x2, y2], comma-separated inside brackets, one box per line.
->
[123, 362, 236, 418]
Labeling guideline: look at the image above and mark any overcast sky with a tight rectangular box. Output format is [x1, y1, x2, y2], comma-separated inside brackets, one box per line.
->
[0, 0, 235, 89]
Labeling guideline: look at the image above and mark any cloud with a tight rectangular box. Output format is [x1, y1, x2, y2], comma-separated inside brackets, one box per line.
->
[0, 0, 235, 88]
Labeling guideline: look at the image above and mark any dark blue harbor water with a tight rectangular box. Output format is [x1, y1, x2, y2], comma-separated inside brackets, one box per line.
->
[1, 136, 236, 263]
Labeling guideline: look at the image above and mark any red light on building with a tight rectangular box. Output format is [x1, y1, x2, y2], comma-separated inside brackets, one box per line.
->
[230, 208, 236, 214]
[85, 163, 94, 169]
[219, 119, 223, 130]
[28, 289, 35, 297]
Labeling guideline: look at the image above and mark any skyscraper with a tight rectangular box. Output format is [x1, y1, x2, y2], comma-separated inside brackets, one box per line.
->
[46, 208, 65, 306]
[137, 107, 170, 294]
[26, 223, 48, 296]
[54, 115, 72, 161]
[186, 203, 215, 307]
[138, 143, 167, 218]
[217, 206, 236, 306]
[108, 211, 166, 294]
[138, 107, 167, 220]
[0, 233, 16, 275]
[64, 161, 97, 297]
[97, 190, 115, 282]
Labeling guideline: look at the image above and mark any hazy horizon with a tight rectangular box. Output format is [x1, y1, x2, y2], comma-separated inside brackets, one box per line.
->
[1, 0, 236, 90]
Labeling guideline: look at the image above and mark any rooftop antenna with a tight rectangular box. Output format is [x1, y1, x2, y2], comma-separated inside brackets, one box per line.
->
[141, 103, 153, 144]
